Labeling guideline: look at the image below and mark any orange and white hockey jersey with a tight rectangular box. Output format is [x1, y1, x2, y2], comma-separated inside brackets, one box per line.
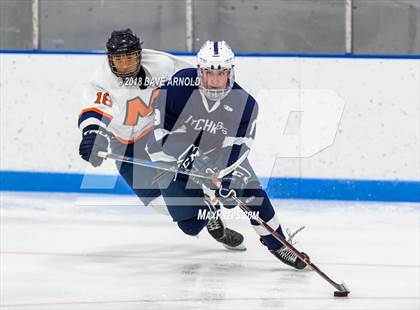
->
[78, 49, 192, 144]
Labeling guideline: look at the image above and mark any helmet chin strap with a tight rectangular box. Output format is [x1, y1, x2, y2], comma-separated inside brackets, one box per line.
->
[201, 88, 228, 101]
[197, 68, 234, 102]
[108, 52, 142, 78]
[112, 64, 140, 78]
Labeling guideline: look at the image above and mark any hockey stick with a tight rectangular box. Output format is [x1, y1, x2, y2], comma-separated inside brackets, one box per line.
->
[98, 151, 349, 296]
[152, 148, 250, 184]
[99, 150, 248, 184]
[229, 194, 350, 297]
[151, 147, 218, 185]
[97, 151, 219, 181]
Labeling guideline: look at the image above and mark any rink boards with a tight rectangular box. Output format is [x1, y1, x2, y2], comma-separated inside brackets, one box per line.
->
[0, 52, 419, 202]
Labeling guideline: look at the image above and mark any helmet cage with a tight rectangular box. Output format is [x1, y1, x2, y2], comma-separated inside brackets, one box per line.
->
[108, 51, 141, 78]
[197, 66, 235, 101]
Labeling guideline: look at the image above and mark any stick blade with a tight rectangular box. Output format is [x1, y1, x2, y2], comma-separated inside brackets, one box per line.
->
[334, 282, 350, 297]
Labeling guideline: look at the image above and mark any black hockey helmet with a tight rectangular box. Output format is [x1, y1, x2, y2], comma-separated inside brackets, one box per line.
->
[106, 28, 142, 77]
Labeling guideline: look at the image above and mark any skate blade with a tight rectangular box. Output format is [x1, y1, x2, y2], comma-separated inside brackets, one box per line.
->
[222, 242, 247, 251]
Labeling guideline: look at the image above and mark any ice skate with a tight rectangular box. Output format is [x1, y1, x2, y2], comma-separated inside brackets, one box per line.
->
[206, 216, 246, 251]
[271, 247, 309, 270]
[270, 227, 309, 270]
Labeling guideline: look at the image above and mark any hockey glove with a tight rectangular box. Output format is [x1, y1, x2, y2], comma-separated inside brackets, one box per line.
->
[177, 145, 221, 189]
[79, 125, 110, 167]
[216, 166, 251, 208]
[179, 146, 251, 205]
[179, 145, 213, 175]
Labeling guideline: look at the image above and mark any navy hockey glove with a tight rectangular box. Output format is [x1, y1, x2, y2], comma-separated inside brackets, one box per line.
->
[179, 146, 251, 207]
[79, 125, 109, 167]
[217, 166, 252, 207]
[179, 145, 213, 174]
[178, 146, 220, 188]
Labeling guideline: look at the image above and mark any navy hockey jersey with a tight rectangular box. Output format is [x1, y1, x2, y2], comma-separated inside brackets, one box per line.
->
[146, 68, 258, 175]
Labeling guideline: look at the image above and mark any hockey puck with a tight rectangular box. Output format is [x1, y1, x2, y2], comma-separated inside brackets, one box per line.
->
[334, 291, 349, 297]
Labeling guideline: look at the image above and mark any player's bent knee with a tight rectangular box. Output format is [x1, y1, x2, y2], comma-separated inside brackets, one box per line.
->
[177, 218, 208, 236]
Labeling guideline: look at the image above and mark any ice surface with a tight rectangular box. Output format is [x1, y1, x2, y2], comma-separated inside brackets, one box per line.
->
[1, 192, 419, 310]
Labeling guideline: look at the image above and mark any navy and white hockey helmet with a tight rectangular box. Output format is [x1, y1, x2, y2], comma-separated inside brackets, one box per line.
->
[106, 28, 142, 77]
[197, 40, 235, 101]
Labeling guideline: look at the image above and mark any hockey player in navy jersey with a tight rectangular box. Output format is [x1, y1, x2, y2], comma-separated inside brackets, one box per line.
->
[147, 41, 308, 269]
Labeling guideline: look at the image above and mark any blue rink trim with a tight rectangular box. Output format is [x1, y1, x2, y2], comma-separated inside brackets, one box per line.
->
[1, 171, 419, 203]
[1, 49, 419, 59]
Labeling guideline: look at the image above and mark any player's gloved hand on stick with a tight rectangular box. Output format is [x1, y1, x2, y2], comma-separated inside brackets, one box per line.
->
[216, 166, 251, 207]
[179, 146, 251, 206]
[79, 125, 110, 167]
[179, 145, 213, 174]
[178, 145, 221, 188]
